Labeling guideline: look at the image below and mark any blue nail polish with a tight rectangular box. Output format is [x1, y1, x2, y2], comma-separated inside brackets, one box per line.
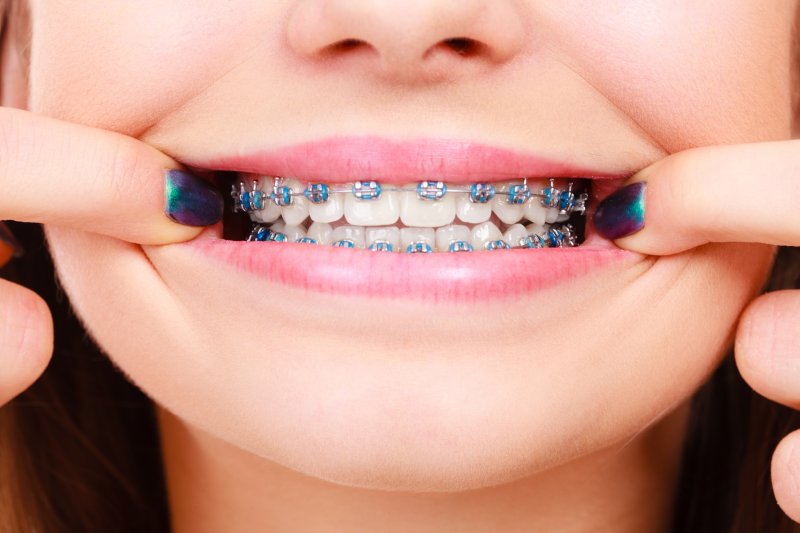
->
[165, 170, 224, 227]
[593, 182, 646, 240]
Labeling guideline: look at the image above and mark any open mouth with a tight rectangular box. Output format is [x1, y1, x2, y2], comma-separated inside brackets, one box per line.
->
[223, 175, 590, 253]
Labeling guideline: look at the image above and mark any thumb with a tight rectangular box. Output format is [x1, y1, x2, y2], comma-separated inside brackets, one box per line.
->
[591, 141, 800, 255]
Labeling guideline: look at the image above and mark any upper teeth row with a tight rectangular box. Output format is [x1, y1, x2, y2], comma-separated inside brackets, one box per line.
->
[232, 178, 587, 215]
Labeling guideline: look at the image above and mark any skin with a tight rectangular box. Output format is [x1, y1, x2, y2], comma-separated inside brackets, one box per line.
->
[0, 0, 798, 530]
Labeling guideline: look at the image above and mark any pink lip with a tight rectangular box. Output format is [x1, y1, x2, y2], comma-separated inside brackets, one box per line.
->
[175, 137, 639, 302]
[197, 136, 631, 183]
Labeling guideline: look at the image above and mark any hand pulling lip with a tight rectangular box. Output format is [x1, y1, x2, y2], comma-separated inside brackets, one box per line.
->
[185, 136, 634, 185]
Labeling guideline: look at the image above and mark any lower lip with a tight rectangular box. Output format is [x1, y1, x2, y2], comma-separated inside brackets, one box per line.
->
[181, 228, 639, 302]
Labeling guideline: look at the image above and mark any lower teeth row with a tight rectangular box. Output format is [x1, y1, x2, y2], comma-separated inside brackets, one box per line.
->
[245, 221, 579, 253]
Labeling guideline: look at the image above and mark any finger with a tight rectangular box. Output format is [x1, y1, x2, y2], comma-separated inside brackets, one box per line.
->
[734, 290, 800, 409]
[0, 107, 223, 245]
[592, 140, 800, 255]
[0, 279, 53, 406]
[772, 428, 800, 523]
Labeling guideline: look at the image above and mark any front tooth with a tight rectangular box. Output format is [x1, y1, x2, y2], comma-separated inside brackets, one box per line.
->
[435, 224, 471, 252]
[251, 180, 281, 223]
[400, 183, 456, 227]
[270, 220, 286, 235]
[491, 184, 525, 224]
[366, 226, 401, 252]
[456, 193, 492, 224]
[283, 224, 307, 242]
[307, 221, 333, 245]
[308, 191, 345, 224]
[523, 198, 548, 226]
[331, 225, 365, 248]
[471, 221, 503, 250]
[400, 227, 436, 250]
[503, 224, 528, 248]
[280, 178, 309, 226]
[345, 188, 400, 225]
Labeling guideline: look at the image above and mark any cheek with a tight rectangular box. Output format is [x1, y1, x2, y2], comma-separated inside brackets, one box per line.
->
[538, 0, 795, 148]
[27, 0, 276, 132]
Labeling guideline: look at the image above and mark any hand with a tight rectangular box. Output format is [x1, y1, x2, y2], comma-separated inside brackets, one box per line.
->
[592, 139, 800, 521]
[0, 106, 224, 407]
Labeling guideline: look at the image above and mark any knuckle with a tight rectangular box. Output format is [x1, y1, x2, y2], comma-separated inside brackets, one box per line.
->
[103, 136, 150, 202]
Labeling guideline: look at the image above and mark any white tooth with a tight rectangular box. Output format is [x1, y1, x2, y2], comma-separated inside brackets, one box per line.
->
[308, 191, 345, 224]
[345, 189, 400, 226]
[366, 226, 401, 252]
[471, 221, 503, 250]
[331, 225, 365, 248]
[545, 207, 560, 224]
[400, 183, 456, 227]
[307, 222, 333, 245]
[283, 224, 306, 242]
[250, 180, 281, 223]
[400, 227, 436, 250]
[269, 220, 286, 234]
[503, 224, 528, 248]
[491, 184, 524, 224]
[280, 178, 309, 226]
[526, 223, 546, 236]
[523, 199, 547, 226]
[435, 224, 471, 252]
[456, 193, 492, 224]
[556, 212, 571, 223]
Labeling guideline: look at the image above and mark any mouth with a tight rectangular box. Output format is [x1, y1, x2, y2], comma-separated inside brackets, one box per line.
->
[167, 137, 641, 301]
[226, 176, 589, 252]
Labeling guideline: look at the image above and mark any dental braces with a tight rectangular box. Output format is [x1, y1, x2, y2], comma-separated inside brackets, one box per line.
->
[231, 177, 588, 217]
[245, 222, 579, 251]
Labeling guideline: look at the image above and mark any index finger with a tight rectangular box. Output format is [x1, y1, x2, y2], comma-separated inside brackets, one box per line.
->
[592, 140, 800, 255]
[0, 107, 223, 245]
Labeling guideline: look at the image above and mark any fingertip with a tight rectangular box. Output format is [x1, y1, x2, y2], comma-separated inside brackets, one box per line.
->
[0, 280, 53, 404]
[772, 429, 800, 523]
[735, 291, 800, 407]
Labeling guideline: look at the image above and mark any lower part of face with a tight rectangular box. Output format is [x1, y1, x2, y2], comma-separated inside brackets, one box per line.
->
[34, 0, 792, 490]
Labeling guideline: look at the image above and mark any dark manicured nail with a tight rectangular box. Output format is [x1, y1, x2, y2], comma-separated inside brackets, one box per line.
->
[164, 170, 224, 227]
[593, 181, 646, 240]
[0, 222, 24, 258]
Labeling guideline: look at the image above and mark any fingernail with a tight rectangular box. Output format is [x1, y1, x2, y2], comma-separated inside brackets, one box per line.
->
[164, 170, 224, 227]
[0, 222, 24, 258]
[593, 181, 646, 240]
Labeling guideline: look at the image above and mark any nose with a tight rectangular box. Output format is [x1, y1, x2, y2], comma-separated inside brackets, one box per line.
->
[287, 0, 526, 83]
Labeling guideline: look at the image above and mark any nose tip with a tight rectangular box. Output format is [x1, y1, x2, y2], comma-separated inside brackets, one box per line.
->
[287, 0, 526, 82]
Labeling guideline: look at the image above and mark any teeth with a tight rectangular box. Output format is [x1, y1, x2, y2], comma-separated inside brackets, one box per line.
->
[491, 184, 525, 225]
[400, 182, 456, 227]
[525, 222, 546, 236]
[470, 221, 503, 249]
[400, 227, 436, 251]
[366, 226, 401, 252]
[456, 193, 492, 224]
[283, 224, 307, 242]
[435, 224, 471, 252]
[523, 198, 547, 226]
[545, 208, 561, 224]
[279, 179, 309, 226]
[250, 181, 282, 223]
[331, 225, 366, 248]
[345, 189, 400, 226]
[503, 223, 528, 248]
[307, 222, 334, 245]
[308, 191, 345, 223]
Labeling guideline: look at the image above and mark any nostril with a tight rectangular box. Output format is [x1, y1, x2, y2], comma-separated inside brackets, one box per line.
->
[440, 37, 482, 57]
[322, 38, 369, 56]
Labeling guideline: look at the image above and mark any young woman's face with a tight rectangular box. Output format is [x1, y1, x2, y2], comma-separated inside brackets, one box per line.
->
[31, 1, 796, 490]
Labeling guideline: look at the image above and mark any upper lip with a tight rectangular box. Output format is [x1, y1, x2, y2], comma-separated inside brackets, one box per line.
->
[186, 136, 633, 184]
